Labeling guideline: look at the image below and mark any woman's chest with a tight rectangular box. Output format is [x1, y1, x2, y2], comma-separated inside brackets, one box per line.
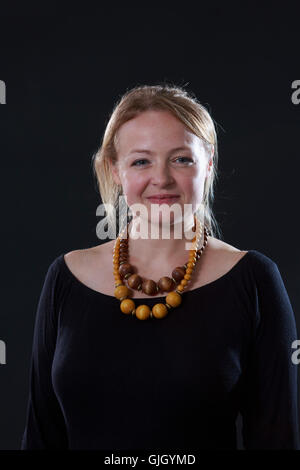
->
[52, 300, 250, 409]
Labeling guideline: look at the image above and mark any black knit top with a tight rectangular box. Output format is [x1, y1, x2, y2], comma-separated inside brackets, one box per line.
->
[21, 249, 300, 450]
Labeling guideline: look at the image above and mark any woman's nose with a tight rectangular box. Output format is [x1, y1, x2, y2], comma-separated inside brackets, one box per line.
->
[151, 161, 175, 186]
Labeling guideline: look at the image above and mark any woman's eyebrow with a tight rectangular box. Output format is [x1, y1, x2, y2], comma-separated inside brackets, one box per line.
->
[128, 146, 191, 156]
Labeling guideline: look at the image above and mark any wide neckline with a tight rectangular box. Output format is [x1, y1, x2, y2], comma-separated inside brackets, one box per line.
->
[59, 250, 253, 301]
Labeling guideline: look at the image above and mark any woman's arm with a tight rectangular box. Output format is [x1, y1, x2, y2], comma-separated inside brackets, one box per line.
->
[21, 258, 69, 449]
[239, 256, 300, 449]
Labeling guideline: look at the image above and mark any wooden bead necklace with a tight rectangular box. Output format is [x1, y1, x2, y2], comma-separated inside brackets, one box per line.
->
[113, 215, 209, 320]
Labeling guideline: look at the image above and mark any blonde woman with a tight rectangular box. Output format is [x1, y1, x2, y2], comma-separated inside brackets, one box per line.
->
[21, 84, 299, 450]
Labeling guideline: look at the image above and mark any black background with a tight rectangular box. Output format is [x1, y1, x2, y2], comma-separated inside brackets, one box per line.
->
[0, 3, 299, 450]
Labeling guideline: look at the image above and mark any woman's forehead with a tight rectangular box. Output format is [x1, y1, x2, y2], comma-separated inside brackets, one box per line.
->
[115, 111, 202, 155]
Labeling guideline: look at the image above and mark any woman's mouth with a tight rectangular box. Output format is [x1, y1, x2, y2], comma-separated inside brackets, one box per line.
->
[146, 196, 180, 204]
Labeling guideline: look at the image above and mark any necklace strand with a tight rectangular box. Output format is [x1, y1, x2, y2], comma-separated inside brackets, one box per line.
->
[113, 215, 208, 320]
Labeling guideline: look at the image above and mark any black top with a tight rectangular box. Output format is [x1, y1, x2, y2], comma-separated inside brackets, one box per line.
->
[21, 249, 300, 450]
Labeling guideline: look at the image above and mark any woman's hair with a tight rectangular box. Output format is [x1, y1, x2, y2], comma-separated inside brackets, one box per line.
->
[92, 83, 222, 239]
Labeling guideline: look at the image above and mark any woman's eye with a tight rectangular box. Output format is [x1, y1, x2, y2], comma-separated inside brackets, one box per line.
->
[175, 156, 194, 165]
[131, 157, 193, 167]
[131, 159, 148, 166]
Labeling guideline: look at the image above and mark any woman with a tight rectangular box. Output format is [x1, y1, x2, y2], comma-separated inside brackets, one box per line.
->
[21, 84, 300, 450]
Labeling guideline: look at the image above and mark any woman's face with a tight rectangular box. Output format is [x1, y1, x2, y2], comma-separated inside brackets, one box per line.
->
[110, 109, 213, 226]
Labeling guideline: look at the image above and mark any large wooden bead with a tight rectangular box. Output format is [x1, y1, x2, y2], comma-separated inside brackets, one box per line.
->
[172, 266, 185, 282]
[166, 291, 182, 308]
[152, 303, 168, 319]
[142, 279, 158, 296]
[135, 305, 151, 320]
[158, 276, 175, 292]
[120, 299, 135, 314]
[127, 274, 143, 290]
[114, 285, 130, 300]
[118, 263, 134, 279]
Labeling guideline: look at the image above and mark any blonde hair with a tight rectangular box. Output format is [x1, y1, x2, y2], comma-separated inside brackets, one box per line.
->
[92, 83, 222, 239]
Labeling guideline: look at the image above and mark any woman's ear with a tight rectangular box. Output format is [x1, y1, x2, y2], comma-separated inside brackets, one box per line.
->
[206, 144, 214, 177]
[205, 144, 215, 179]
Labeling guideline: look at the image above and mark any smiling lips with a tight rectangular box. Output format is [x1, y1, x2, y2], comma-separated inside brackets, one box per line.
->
[147, 194, 180, 204]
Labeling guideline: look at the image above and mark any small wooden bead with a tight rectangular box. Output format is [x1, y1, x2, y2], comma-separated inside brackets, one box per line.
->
[119, 263, 134, 278]
[114, 285, 130, 299]
[181, 279, 188, 286]
[152, 303, 168, 319]
[135, 305, 151, 320]
[127, 274, 143, 289]
[184, 274, 191, 280]
[186, 268, 193, 274]
[166, 291, 182, 308]
[158, 276, 175, 292]
[120, 299, 135, 314]
[141, 279, 157, 296]
[176, 287, 184, 293]
[115, 282, 123, 288]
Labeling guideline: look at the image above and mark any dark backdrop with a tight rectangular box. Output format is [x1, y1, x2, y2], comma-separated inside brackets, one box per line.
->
[0, 4, 299, 450]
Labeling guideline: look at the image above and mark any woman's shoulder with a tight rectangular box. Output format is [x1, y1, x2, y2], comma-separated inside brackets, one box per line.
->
[198, 237, 280, 286]
[62, 241, 115, 295]
[206, 236, 278, 266]
[63, 241, 114, 273]
[195, 236, 247, 281]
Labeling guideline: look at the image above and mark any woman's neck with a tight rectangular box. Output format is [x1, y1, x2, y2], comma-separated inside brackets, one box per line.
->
[122, 216, 204, 267]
